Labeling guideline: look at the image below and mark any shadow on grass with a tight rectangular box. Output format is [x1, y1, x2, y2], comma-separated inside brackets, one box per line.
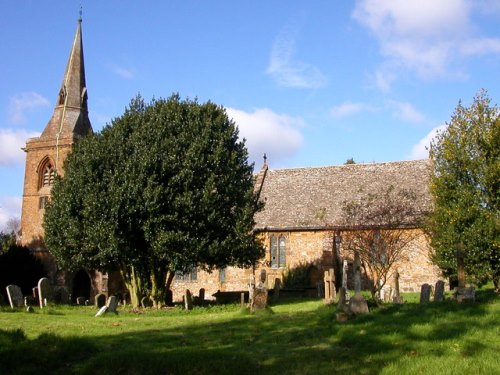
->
[0, 292, 498, 375]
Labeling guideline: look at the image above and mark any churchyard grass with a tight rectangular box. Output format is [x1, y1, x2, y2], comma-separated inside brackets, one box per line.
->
[0, 287, 498, 375]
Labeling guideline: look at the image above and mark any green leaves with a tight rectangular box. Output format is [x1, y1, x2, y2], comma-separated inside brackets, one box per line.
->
[44, 94, 264, 304]
[427, 90, 499, 287]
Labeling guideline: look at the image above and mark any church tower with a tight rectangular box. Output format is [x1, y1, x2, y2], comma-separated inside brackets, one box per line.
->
[19, 17, 92, 269]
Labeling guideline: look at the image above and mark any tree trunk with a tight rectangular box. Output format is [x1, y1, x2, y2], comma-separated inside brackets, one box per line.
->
[120, 265, 143, 308]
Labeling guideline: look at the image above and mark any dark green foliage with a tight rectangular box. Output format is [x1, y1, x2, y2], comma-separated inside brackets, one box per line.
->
[427, 91, 499, 288]
[43, 94, 264, 306]
[0, 235, 46, 299]
[282, 262, 313, 288]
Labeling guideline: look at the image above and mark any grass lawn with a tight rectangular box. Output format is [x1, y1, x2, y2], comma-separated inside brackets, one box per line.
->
[0, 288, 498, 375]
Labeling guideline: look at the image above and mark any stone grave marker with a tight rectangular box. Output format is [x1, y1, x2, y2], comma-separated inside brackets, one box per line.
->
[184, 290, 193, 310]
[420, 283, 431, 303]
[323, 268, 336, 304]
[434, 280, 445, 302]
[6, 284, 23, 308]
[95, 293, 107, 308]
[38, 278, 52, 308]
[198, 288, 205, 302]
[107, 295, 118, 313]
[456, 286, 475, 303]
[348, 251, 368, 314]
[76, 296, 86, 305]
[95, 305, 108, 317]
[392, 270, 403, 304]
[251, 287, 268, 312]
[259, 269, 267, 287]
[248, 275, 256, 303]
[273, 278, 281, 301]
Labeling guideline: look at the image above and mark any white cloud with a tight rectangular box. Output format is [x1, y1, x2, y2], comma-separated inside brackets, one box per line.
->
[353, 0, 500, 87]
[226, 107, 304, 167]
[109, 64, 135, 79]
[387, 100, 425, 123]
[267, 26, 327, 89]
[409, 124, 447, 159]
[8, 92, 50, 125]
[0, 129, 40, 166]
[330, 101, 367, 118]
[0, 196, 22, 233]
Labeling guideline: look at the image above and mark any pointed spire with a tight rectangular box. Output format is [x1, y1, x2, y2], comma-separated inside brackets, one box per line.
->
[40, 17, 92, 140]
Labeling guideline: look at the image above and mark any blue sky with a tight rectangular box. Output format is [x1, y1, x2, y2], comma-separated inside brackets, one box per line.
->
[1, 1, 499, 230]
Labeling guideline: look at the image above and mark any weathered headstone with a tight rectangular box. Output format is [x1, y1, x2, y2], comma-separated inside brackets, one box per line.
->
[348, 251, 368, 314]
[38, 278, 52, 308]
[273, 278, 281, 301]
[248, 275, 256, 303]
[251, 287, 268, 311]
[95, 305, 108, 317]
[76, 296, 86, 305]
[198, 288, 205, 302]
[337, 287, 350, 314]
[240, 292, 245, 307]
[420, 283, 431, 303]
[434, 280, 445, 302]
[323, 269, 336, 304]
[392, 270, 403, 304]
[32, 287, 39, 300]
[184, 289, 193, 310]
[259, 269, 267, 286]
[107, 295, 118, 313]
[342, 259, 349, 290]
[456, 286, 475, 303]
[6, 285, 23, 308]
[95, 293, 107, 308]
[141, 296, 152, 308]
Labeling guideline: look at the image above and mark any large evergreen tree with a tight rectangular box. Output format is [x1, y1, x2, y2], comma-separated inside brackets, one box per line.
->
[427, 91, 499, 289]
[44, 95, 264, 307]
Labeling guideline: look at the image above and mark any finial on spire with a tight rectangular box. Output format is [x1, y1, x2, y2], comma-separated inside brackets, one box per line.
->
[263, 153, 267, 165]
[78, 4, 83, 22]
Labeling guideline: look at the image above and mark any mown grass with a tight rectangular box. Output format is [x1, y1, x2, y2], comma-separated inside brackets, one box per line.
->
[0, 288, 498, 375]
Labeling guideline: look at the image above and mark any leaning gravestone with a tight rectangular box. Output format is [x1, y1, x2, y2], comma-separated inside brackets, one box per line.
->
[6, 284, 23, 308]
[420, 283, 431, 303]
[107, 295, 118, 313]
[95, 293, 107, 308]
[95, 305, 108, 317]
[434, 280, 445, 302]
[38, 278, 52, 309]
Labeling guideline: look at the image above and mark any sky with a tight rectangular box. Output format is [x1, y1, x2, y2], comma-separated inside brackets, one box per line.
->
[1, 0, 499, 231]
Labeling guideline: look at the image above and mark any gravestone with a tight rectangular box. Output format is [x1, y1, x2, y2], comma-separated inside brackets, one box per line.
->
[456, 286, 475, 303]
[251, 287, 268, 311]
[95, 293, 107, 308]
[342, 260, 349, 290]
[38, 278, 52, 308]
[26, 306, 34, 313]
[273, 278, 281, 301]
[434, 280, 445, 302]
[184, 290, 193, 310]
[420, 283, 431, 303]
[76, 296, 86, 305]
[6, 284, 23, 308]
[337, 287, 350, 314]
[32, 287, 39, 300]
[199, 288, 205, 302]
[248, 275, 256, 303]
[107, 295, 118, 313]
[323, 269, 336, 304]
[348, 251, 368, 314]
[240, 292, 245, 306]
[95, 305, 108, 317]
[392, 270, 403, 304]
[259, 269, 267, 286]
[141, 296, 152, 308]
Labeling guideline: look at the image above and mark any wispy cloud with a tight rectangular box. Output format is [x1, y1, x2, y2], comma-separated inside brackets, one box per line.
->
[353, 0, 500, 89]
[8, 92, 50, 125]
[409, 124, 447, 159]
[330, 101, 369, 118]
[0, 196, 22, 233]
[109, 63, 135, 79]
[0, 129, 40, 166]
[267, 25, 327, 89]
[226, 107, 304, 167]
[387, 100, 425, 123]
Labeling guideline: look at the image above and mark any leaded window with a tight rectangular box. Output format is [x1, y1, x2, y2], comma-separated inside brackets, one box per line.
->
[270, 235, 286, 268]
[175, 265, 198, 282]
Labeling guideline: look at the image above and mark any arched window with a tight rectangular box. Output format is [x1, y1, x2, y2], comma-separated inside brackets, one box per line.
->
[270, 235, 286, 268]
[38, 157, 56, 190]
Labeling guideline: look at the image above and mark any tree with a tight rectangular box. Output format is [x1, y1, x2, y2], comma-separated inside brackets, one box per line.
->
[44, 95, 264, 307]
[427, 91, 499, 289]
[340, 186, 426, 303]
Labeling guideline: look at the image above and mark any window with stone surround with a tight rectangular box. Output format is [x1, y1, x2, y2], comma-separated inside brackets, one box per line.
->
[270, 235, 286, 268]
[38, 157, 56, 190]
[175, 266, 197, 282]
[39, 196, 50, 210]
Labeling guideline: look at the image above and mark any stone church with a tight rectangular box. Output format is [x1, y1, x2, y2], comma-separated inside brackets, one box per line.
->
[19, 18, 442, 304]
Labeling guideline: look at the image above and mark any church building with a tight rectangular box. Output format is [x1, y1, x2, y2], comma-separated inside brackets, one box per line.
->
[19, 18, 443, 304]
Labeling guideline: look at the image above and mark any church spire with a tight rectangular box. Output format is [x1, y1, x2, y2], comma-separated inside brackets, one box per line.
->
[40, 17, 92, 141]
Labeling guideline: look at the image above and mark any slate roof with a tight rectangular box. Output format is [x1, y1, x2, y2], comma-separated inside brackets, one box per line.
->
[254, 159, 431, 231]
